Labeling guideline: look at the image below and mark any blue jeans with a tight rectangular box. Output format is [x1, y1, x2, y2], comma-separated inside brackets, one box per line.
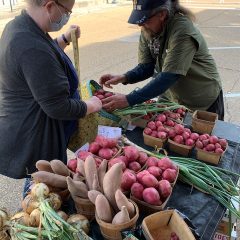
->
[23, 178, 32, 199]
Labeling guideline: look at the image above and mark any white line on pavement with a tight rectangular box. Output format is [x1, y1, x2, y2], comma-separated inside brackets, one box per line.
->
[225, 93, 240, 98]
[209, 47, 240, 50]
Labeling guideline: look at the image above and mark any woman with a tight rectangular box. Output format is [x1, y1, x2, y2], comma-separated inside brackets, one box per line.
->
[99, 0, 224, 120]
[0, 0, 102, 180]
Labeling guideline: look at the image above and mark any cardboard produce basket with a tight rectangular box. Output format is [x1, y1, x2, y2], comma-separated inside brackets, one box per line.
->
[130, 167, 179, 216]
[195, 146, 227, 165]
[167, 139, 193, 157]
[142, 210, 196, 240]
[143, 132, 167, 149]
[95, 200, 139, 240]
[192, 110, 218, 134]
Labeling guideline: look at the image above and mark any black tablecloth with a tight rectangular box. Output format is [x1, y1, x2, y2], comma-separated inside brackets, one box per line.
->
[125, 127, 240, 240]
[86, 125, 240, 240]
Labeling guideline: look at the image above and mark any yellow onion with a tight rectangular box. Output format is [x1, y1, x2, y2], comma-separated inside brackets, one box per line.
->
[47, 193, 62, 210]
[67, 214, 90, 234]
[56, 210, 68, 221]
[31, 183, 49, 200]
[11, 212, 31, 226]
[29, 208, 41, 227]
[21, 194, 39, 214]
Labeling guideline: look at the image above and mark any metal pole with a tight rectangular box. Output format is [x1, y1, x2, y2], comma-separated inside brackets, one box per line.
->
[10, 0, 13, 12]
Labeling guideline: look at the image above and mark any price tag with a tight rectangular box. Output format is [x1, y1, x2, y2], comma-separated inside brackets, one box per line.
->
[98, 125, 122, 139]
[75, 142, 89, 157]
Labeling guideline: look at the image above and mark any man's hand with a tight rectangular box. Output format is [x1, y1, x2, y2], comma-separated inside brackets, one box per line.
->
[102, 93, 129, 111]
[99, 74, 127, 89]
[64, 25, 81, 43]
[85, 96, 102, 115]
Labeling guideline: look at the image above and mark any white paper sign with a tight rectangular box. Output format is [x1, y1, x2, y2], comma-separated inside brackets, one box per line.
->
[98, 125, 122, 139]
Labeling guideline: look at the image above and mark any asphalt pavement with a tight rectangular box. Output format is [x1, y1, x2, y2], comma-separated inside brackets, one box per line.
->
[0, 3, 239, 236]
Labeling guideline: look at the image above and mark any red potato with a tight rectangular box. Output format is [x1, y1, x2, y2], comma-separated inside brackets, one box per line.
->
[182, 131, 190, 140]
[96, 94, 105, 100]
[173, 135, 184, 144]
[98, 148, 113, 160]
[168, 129, 176, 138]
[196, 140, 203, 149]
[131, 182, 144, 200]
[190, 133, 199, 141]
[199, 134, 208, 141]
[206, 144, 215, 152]
[162, 169, 177, 183]
[166, 119, 175, 127]
[143, 187, 162, 206]
[219, 139, 227, 149]
[215, 148, 224, 154]
[184, 128, 191, 134]
[141, 174, 158, 188]
[124, 146, 139, 162]
[202, 139, 209, 147]
[156, 114, 166, 123]
[147, 166, 162, 179]
[151, 131, 158, 138]
[95, 135, 115, 149]
[67, 158, 77, 172]
[157, 157, 175, 171]
[104, 92, 113, 98]
[157, 126, 167, 132]
[174, 124, 184, 135]
[215, 143, 221, 149]
[128, 162, 142, 172]
[157, 131, 167, 139]
[138, 152, 148, 166]
[209, 135, 219, 144]
[77, 151, 92, 160]
[118, 156, 129, 166]
[121, 170, 137, 191]
[158, 180, 172, 198]
[112, 147, 118, 156]
[108, 158, 126, 171]
[136, 170, 150, 184]
[147, 121, 156, 130]
[88, 142, 100, 154]
[146, 157, 159, 167]
[155, 121, 163, 128]
[185, 138, 194, 146]
[95, 158, 102, 168]
[144, 128, 152, 135]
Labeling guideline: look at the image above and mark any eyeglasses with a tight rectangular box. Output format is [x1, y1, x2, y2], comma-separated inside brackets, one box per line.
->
[55, 0, 72, 16]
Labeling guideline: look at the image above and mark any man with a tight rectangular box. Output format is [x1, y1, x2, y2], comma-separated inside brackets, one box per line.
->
[99, 0, 224, 120]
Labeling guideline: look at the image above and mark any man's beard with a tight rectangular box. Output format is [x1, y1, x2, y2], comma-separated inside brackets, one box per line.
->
[142, 26, 157, 39]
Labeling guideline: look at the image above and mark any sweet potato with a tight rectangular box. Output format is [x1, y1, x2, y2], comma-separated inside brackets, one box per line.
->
[35, 160, 53, 173]
[76, 159, 85, 177]
[112, 206, 130, 225]
[97, 159, 107, 191]
[73, 172, 84, 182]
[92, 174, 101, 192]
[88, 190, 103, 204]
[84, 156, 98, 190]
[103, 163, 123, 211]
[66, 177, 88, 199]
[95, 195, 113, 223]
[31, 171, 67, 188]
[50, 159, 70, 176]
[115, 189, 135, 218]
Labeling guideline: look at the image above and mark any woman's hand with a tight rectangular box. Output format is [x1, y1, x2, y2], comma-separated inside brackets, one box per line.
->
[64, 25, 81, 43]
[99, 74, 127, 89]
[85, 96, 102, 115]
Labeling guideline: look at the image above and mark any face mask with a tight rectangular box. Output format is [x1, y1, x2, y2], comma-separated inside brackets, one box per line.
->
[48, 5, 70, 32]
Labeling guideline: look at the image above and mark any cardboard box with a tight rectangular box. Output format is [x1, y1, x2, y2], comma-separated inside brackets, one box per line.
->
[142, 210, 196, 240]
